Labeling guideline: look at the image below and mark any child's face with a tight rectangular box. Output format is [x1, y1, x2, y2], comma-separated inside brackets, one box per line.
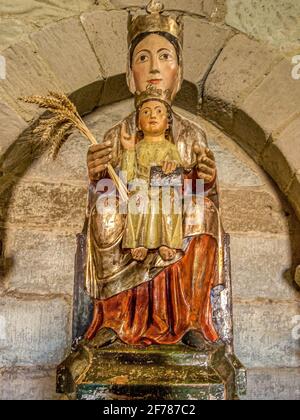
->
[138, 100, 168, 136]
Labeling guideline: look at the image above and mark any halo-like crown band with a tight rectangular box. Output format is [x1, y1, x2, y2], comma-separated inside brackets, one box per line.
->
[135, 85, 172, 109]
[128, 0, 184, 48]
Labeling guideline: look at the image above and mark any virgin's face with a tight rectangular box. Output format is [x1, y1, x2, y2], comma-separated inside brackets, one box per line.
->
[139, 101, 168, 136]
[131, 34, 179, 94]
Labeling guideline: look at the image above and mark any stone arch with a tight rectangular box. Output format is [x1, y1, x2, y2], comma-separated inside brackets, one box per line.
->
[0, 8, 299, 222]
[0, 4, 299, 400]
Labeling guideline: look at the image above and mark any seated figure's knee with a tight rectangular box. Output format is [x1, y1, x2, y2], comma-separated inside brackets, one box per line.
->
[93, 196, 125, 248]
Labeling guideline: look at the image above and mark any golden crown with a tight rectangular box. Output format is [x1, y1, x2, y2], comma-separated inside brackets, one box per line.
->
[128, 0, 184, 48]
[135, 85, 172, 109]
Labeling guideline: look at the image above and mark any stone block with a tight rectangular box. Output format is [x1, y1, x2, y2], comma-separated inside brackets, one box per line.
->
[0, 0, 106, 27]
[80, 10, 128, 79]
[0, 181, 87, 232]
[0, 129, 43, 197]
[233, 59, 300, 156]
[242, 368, 300, 400]
[4, 228, 76, 295]
[220, 188, 290, 234]
[30, 17, 104, 112]
[233, 301, 300, 368]
[111, 0, 208, 16]
[177, 17, 232, 112]
[0, 17, 33, 52]
[0, 296, 71, 366]
[0, 40, 64, 121]
[230, 234, 299, 301]
[0, 367, 57, 400]
[203, 34, 279, 132]
[203, 0, 226, 21]
[226, 0, 300, 51]
[210, 140, 263, 188]
[0, 101, 27, 157]
[25, 133, 90, 184]
[0, 0, 111, 51]
[262, 117, 300, 193]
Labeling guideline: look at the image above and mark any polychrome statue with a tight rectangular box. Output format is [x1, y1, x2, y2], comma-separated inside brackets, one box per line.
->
[84, 0, 223, 348]
[57, 0, 246, 400]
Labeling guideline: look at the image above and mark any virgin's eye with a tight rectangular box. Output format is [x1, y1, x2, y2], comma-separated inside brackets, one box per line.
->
[160, 53, 171, 60]
[138, 54, 149, 63]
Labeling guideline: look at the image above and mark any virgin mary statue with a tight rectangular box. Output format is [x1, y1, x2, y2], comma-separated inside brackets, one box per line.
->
[83, 0, 225, 349]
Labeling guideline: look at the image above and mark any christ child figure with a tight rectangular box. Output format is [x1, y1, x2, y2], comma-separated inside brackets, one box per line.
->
[121, 89, 183, 262]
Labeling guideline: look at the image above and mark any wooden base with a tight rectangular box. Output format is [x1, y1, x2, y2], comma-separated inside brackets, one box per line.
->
[57, 341, 246, 400]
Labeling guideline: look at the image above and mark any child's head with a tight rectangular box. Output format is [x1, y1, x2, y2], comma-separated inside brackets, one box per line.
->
[137, 99, 172, 138]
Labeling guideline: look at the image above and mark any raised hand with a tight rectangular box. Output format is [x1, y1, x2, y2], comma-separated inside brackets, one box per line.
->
[87, 141, 113, 182]
[193, 145, 216, 183]
[120, 122, 136, 151]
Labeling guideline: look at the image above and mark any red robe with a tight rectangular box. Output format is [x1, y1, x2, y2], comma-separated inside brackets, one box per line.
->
[85, 234, 219, 345]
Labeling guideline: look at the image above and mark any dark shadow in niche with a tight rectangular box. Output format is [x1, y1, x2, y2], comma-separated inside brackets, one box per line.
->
[0, 232, 13, 289]
[0, 119, 45, 284]
[277, 189, 300, 292]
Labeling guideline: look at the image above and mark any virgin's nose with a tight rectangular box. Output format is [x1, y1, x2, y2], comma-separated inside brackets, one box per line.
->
[150, 53, 160, 73]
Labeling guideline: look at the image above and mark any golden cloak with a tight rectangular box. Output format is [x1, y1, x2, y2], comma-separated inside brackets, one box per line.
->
[85, 110, 225, 301]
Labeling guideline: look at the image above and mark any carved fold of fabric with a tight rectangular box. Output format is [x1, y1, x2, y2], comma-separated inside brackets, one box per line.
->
[85, 190, 224, 300]
[85, 234, 219, 345]
[122, 187, 184, 250]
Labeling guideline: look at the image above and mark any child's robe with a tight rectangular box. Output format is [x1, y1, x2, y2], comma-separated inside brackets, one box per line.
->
[121, 137, 183, 250]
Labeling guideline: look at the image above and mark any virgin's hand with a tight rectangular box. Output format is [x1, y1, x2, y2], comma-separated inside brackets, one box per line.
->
[193, 145, 216, 183]
[87, 141, 113, 182]
[120, 122, 136, 151]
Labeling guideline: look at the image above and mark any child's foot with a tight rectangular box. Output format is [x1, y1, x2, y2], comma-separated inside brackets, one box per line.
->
[159, 246, 177, 261]
[131, 247, 148, 261]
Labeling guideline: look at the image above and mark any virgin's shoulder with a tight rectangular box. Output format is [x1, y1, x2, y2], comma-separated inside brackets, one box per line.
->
[173, 111, 207, 140]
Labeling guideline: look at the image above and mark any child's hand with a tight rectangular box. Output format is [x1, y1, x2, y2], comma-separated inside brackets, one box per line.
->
[121, 122, 136, 151]
[162, 161, 177, 175]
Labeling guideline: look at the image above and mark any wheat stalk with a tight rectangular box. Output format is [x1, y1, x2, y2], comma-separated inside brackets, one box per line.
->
[19, 91, 128, 201]
[51, 121, 74, 160]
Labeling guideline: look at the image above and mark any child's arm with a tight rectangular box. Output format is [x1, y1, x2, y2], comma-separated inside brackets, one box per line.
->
[120, 122, 136, 182]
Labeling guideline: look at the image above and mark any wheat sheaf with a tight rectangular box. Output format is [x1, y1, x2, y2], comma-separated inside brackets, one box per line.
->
[19, 91, 128, 202]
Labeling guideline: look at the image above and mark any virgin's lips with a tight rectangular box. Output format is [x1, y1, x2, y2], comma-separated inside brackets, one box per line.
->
[148, 79, 162, 85]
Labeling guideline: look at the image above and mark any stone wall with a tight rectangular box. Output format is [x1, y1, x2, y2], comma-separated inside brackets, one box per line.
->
[226, 0, 300, 54]
[0, 0, 112, 52]
[2, 1, 300, 54]
[1, 100, 299, 400]
[0, 1, 299, 400]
